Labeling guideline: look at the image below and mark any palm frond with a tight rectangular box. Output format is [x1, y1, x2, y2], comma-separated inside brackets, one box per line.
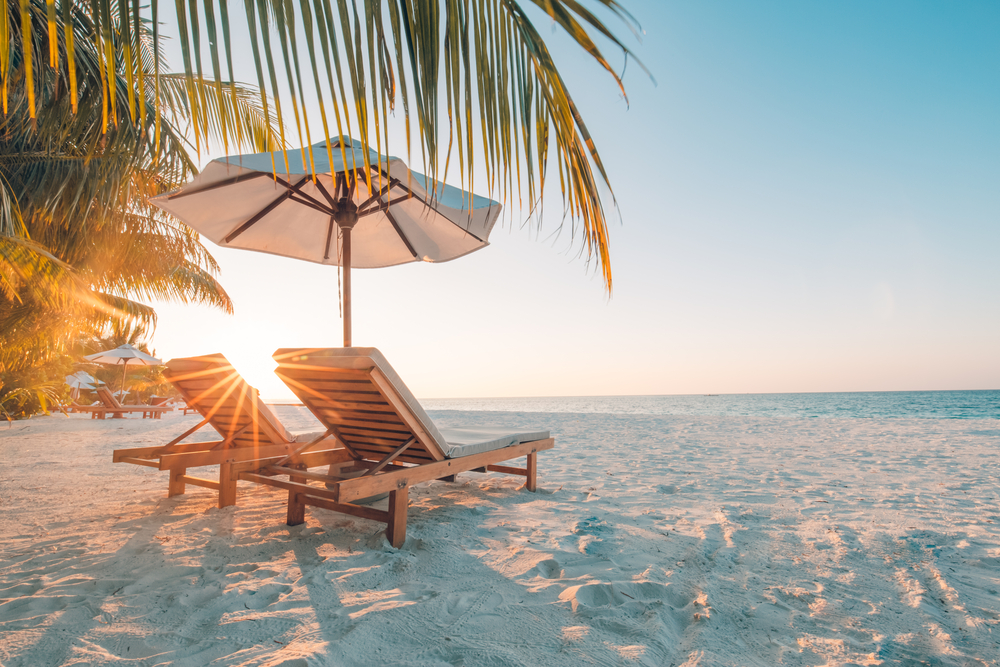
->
[0, 0, 245, 383]
[6, 0, 644, 290]
[157, 73, 281, 153]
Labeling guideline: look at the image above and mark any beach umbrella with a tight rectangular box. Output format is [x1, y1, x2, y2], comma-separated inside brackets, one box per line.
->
[150, 136, 501, 347]
[84, 344, 163, 395]
[65, 371, 97, 389]
[65, 371, 97, 400]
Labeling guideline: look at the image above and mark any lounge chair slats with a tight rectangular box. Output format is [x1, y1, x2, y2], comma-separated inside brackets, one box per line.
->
[311, 400, 398, 412]
[310, 410, 408, 427]
[278, 364, 443, 462]
[339, 426, 418, 441]
[249, 347, 555, 547]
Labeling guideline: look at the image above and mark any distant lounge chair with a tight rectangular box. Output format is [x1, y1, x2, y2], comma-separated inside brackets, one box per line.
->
[72, 387, 171, 419]
[152, 395, 196, 414]
[236, 348, 554, 548]
[67, 400, 100, 416]
[112, 354, 339, 507]
[178, 402, 198, 416]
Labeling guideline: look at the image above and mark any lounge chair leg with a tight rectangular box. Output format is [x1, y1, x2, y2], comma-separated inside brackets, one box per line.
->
[438, 474, 457, 483]
[286, 465, 307, 526]
[287, 492, 306, 525]
[219, 462, 237, 508]
[387, 486, 409, 548]
[526, 453, 537, 492]
[168, 468, 186, 497]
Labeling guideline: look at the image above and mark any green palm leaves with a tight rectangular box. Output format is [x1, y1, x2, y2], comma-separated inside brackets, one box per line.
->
[0, 0, 279, 380]
[6, 0, 642, 290]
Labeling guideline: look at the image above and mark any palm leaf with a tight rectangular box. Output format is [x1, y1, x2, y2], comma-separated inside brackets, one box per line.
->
[5, 0, 643, 290]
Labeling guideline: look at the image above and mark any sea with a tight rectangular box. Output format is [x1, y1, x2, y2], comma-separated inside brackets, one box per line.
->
[418, 390, 1000, 420]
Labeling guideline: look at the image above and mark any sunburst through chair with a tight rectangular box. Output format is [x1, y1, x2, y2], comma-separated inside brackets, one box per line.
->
[112, 354, 341, 507]
[233, 348, 554, 547]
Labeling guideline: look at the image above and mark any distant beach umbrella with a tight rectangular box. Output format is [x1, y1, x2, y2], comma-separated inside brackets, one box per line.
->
[150, 136, 501, 347]
[84, 344, 163, 395]
[65, 371, 97, 389]
[65, 371, 97, 400]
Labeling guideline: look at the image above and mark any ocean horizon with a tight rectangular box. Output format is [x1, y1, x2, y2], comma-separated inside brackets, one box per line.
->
[266, 388, 999, 420]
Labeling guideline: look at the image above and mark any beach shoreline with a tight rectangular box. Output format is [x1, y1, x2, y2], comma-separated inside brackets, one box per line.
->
[2, 409, 998, 666]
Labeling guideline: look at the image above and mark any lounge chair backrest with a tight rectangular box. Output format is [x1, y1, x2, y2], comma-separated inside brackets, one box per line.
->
[273, 347, 448, 464]
[97, 387, 124, 409]
[164, 354, 293, 447]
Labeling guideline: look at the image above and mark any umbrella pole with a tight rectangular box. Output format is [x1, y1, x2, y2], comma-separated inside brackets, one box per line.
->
[343, 225, 352, 347]
[120, 363, 128, 398]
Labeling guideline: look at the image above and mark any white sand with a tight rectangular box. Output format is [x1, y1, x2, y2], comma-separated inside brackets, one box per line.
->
[1, 408, 999, 666]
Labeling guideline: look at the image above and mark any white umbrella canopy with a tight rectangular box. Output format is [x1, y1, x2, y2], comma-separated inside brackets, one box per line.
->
[65, 371, 97, 390]
[85, 344, 162, 366]
[65, 371, 97, 401]
[84, 344, 163, 394]
[150, 136, 502, 346]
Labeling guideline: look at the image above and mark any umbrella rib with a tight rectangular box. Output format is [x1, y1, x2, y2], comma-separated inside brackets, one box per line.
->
[357, 177, 399, 211]
[288, 195, 334, 216]
[434, 204, 492, 244]
[383, 208, 419, 259]
[167, 172, 270, 199]
[264, 176, 327, 213]
[358, 177, 491, 244]
[315, 179, 337, 208]
[224, 190, 296, 243]
[370, 168, 494, 244]
[358, 192, 415, 217]
[273, 175, 335, 213]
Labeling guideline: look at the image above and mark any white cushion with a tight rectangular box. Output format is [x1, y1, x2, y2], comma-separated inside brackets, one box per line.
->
[438, 427, 550, 458]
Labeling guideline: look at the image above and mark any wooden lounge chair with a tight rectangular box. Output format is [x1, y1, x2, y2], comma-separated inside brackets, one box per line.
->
[68, 400, 106, 417]
[112, 354, 340, 507]
[235, 347, 554, 548]
[73, 387, 171, 419]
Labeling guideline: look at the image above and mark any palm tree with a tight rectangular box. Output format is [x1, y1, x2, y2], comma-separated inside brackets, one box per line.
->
[2, 0, 644, 292]
[0, 0, 279, 412]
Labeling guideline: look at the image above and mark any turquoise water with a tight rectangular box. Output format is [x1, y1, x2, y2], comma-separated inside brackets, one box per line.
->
[420, 390, 1000, 420]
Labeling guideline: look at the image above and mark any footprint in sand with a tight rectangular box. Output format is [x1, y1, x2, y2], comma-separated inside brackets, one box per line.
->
[558, 581, 701, 662]
[560, 581, 695, 613]
[440, 589, 506, 634]
[239, 582, 295, 610]
[528, 558, 563, 579]
[568, 517, 613, 556]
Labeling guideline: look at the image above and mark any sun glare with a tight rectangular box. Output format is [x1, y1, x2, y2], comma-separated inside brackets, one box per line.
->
[213, 346, 296, 403]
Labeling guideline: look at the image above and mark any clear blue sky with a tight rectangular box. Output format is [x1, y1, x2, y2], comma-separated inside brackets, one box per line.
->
[150, 1, 1000, 400]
